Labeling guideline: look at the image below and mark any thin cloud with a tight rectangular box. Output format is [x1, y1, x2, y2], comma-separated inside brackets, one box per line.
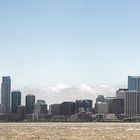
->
[12, 84, 121, 107]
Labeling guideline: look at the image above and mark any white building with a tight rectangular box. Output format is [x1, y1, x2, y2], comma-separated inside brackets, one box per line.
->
[116, 89, 140, 117]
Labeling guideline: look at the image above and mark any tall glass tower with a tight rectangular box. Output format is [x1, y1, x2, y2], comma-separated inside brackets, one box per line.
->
[11, 90, 21, 113]
[1, 76, 11, 114]
[26, 94, 35, 114]
[128, 76, 140, 91]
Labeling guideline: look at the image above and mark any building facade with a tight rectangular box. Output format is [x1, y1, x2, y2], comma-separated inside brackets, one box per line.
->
[116, 89, 140, 117]
[17, 105, 26, 121]
[105, 97, 115, 113]
[60, 102, 75, 116]
[128, 76, 140, 91]
[75, 100, 93, 113]
[0, 104, 5, 115]
[1, 76, 11, 114]
[26, 94, 35, 114]
[11, 91, 21, 113]
[34, 100, 47, 115]
[96, 102, 108, 114]
[110, 98, 124, 115]
[49, 104, 61, 116]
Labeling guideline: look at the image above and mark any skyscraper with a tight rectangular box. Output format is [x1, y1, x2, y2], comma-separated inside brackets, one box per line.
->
[1, 76, 11, 114]
[128, 76, 140, 91]
[11, 90, 21, 113]
[116, 89, 140, 117]
[26, 94, 35, 114]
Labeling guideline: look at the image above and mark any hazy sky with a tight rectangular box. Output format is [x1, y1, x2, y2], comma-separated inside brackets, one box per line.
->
[0, 0, 140, 86]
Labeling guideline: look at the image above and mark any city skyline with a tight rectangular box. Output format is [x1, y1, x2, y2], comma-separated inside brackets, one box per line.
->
[1, 1, 140, 86]
[0, 75, 133, 106]
[0, 75, 139, 119]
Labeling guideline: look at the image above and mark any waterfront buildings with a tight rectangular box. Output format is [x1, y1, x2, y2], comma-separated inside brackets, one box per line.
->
[11, 91, 21, 113]
[26, 94, 35, 114]
[1, 75, 140, 121]
[1, 76, 11, 114]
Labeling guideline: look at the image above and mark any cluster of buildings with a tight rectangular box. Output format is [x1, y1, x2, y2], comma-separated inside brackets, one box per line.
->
[0, 76, 93, 121]
[0, 76, 47, 121]
[1, 76, 140, 122]
[95, 76, 140, 121]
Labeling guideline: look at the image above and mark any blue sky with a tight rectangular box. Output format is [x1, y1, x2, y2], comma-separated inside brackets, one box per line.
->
[0, 0, 140, 86]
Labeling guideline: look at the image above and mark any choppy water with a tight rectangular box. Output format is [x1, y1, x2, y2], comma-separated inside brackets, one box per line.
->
[0, 123, 140, 140]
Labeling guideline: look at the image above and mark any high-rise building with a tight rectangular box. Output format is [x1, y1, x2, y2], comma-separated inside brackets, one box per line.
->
[11, 90, 21, 113]
[49, 104, 61, 116]
[60, 102, 75, 116]
[26, 94, 35, 114]
[125, 91, 140, 117]
[128, 76, 140, 91]
[116, 89, 140, 117]
[110, 98, 124, 115]
[1, 76, 11, 114]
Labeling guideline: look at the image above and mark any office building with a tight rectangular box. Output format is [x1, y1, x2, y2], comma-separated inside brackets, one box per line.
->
[1, 76, 11, 114]
[116, 89, 140, 117]
[60, 102, 75, 116]
[128, 76, 140, 91]
[125, 91, 140, 116]
[49, 104, 61, 116]
[110, 98, 124, 115]
[34, 100, 47, 114]
[105, 97, 115, 113]
[17, 105, 26, 121]
[75, 100, 93, 113]
[26, 94, 35, 114]
[96, 102, 108, 114]
[11, 90, 21, 113]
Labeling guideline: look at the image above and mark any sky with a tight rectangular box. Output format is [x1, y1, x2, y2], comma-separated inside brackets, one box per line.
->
[0, 0, 140, 87]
